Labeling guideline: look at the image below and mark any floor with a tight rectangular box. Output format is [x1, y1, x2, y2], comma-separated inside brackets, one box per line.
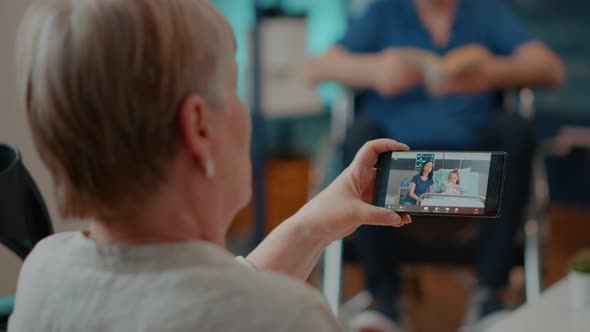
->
[337, 205, 590, 332]
[229, 159, 590, 332]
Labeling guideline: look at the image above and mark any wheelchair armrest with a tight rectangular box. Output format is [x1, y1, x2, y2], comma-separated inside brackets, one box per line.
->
[328, 89, 355, 146]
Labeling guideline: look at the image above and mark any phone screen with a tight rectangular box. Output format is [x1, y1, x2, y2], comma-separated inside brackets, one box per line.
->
[373, 151, 507, 217]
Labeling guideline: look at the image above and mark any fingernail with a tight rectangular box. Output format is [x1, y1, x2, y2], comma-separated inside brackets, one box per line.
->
[387, 214, 401, 225]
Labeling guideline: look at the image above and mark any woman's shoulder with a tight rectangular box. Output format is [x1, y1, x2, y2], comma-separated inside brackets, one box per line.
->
[411, 173, 420, 181]
[191, 268, 339, 330]
[172, 260, 325, 307]
[14, 232, 82, 304]
[227, 267, 321, 301]
[183, 266, 332, 323]
[24, 232, 79, 263]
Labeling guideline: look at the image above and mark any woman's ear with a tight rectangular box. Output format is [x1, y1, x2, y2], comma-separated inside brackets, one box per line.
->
[177, 93, 213, 174]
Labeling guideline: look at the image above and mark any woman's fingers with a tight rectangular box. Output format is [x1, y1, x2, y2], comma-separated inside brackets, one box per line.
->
[352, 139, 410, 170]
[400, 213, 413, 225]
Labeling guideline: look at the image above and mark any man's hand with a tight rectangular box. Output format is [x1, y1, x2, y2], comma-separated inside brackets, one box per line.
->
[374, 48, 436, 97]
[374, 45, 495, 96]
[432, 45, 497, 96]
[434, 61, 496, 95]
[440, 44, 493, 77]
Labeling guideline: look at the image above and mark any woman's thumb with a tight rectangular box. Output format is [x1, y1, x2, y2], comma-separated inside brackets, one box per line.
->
[359, 203, 404, 227]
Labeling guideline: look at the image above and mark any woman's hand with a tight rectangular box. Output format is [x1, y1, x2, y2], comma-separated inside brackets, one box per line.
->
[295, 139, 412, 244]
[246, 139, 411, 280]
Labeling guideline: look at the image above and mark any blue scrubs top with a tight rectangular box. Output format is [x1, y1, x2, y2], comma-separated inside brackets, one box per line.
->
[338, 0, 532, 149]
[405, 173, 434, 205]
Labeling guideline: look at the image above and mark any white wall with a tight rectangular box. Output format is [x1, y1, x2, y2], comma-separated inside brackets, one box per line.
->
[388, 170, 417, 196]
[0, 0, 81, 295]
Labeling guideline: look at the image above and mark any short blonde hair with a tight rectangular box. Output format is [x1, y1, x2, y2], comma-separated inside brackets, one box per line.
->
[16, 0, 235, 220]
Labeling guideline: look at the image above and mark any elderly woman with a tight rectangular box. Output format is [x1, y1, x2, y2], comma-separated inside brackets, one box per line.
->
[9, 1, 410, 331]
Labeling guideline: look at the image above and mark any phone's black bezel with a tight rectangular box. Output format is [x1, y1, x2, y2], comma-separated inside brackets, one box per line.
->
[484, 152, 507, 217]
[373, 151, 507, 218]
[373, 152, 392, 209]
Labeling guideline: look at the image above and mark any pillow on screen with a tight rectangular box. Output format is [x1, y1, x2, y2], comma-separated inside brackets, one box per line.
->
[433, 168, 471, 193]
[461, 172, 480, 196]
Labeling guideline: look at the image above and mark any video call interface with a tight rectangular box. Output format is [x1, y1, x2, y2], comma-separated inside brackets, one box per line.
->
[386, 152, 492, 215]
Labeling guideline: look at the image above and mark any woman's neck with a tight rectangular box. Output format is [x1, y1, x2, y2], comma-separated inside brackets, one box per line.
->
[88, 165, 226, 246]
[89, 211, 223, 246]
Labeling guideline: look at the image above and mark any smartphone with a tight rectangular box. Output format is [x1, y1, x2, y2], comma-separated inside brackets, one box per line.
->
[373, 151, 507, 218]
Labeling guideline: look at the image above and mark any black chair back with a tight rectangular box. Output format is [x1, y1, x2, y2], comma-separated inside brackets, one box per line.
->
[0, 144, 53, 259]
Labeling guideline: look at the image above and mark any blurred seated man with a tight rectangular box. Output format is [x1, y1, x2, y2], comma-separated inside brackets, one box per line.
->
[307, 0, 564, 330]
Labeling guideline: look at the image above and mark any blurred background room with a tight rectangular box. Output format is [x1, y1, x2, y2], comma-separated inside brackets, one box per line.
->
[1, 0, 589, 331]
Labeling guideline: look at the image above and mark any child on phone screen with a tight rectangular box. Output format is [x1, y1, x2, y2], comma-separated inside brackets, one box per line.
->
[442, 169, 464, 195]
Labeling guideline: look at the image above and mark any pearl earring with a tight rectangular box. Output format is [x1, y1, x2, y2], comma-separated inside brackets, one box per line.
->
[206, 159, 216, 178]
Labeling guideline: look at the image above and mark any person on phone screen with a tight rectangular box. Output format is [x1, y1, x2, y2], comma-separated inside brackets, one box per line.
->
[307, 0, 564, 330]
[402, 160, 434, 205]
[442, 168, 464, 195]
